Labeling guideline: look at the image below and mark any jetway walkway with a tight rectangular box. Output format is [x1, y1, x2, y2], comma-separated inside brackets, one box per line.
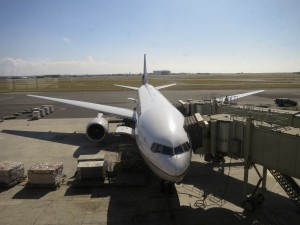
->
[178, 98, 300, 128]
[184, 111, 300, 210]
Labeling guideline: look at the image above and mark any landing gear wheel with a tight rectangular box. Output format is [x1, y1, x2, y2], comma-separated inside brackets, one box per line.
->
[160, 180, 173, 194]
[243, 199, 255, 212]
[256, 193, 265, 204]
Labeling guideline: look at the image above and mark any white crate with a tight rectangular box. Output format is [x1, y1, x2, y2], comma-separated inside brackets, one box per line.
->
[28, 162, 63, 186]
[0, 162, 24, 187]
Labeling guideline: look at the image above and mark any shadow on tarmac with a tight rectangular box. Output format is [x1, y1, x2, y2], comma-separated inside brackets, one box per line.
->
[59, 156, 300, 225]
[177, 160, 300, 225]
[1, 130, 129, 158]
[12, 187, 56, 199]
[1, 129, 88, 146]
[3, 129, 300, 224]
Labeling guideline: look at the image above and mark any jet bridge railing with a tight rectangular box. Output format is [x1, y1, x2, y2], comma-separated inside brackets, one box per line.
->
[220, 105, 289, 130]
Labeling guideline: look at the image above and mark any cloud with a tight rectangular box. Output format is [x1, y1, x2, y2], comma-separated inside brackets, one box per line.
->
[62, 37, 71, 43]
[0, 57, 140, 76]
[0, 55, 298, 76]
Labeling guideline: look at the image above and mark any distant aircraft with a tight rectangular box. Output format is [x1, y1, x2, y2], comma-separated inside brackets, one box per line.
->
[28, 55, 264, 191]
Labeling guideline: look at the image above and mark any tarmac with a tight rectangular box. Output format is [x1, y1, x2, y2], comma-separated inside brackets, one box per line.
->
[1, 89, 300, 225]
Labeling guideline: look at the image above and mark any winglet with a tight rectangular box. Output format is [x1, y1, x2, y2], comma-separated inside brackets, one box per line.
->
[142, 54, 148, 85]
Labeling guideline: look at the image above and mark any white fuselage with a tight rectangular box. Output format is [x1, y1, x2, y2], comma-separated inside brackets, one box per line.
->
[135, 84, 192, 182]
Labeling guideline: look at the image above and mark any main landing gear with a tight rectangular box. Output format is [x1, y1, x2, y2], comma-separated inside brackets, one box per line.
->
[160, 180, 174, 194]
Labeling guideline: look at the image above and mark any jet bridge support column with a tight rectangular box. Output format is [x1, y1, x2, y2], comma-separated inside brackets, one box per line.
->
[243, 117, 253, 196]
[262, 166, 268, 190]
[212, 98, 218, 115]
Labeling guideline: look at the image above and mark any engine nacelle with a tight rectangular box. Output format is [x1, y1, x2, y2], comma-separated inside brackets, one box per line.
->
[86, 115, 108, 142]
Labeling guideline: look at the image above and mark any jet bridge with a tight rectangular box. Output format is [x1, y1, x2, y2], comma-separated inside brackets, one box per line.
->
[177, 98, 300, 128]
[184, 112, 300, 210]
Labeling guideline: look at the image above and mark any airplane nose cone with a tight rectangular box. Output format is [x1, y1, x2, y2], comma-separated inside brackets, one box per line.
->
[157, 151, 192, 182]
[173, 151, 191, 177]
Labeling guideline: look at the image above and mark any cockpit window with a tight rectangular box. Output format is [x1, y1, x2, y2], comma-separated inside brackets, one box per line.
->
[187, 142, 191, 149]
[174, 145, 184, 155]
[150, 142, 191, 156]
[174, 142, 190, 155]
[161, 146, 173, 155]
[182, 142, 190, 152]
[151, 143, 173, 155]
[150, 143, 157, 152]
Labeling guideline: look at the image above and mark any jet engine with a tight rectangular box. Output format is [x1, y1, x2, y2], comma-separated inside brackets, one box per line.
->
[86, 114, 108, 141]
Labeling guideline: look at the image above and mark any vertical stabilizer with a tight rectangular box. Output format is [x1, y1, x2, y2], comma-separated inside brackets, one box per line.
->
[142, 54, 148, 84]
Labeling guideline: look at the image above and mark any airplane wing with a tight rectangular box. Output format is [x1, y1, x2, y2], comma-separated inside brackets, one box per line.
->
[27, 94, 136, 120]
[216, 90, 264, 103]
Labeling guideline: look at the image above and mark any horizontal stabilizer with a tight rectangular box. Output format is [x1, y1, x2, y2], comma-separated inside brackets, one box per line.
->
[155, 83, 176, 90]
[114, 84, 139, 90]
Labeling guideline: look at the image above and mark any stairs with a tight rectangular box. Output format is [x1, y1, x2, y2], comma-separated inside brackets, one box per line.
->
[269, 169, 300, 205]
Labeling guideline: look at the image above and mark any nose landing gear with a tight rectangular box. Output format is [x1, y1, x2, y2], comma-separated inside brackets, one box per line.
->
[243, 192, 265, 212]
[160, 180, 174, 194]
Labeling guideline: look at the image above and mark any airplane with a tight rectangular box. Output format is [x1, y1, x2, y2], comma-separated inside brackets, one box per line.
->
[28, 54, 264, 191]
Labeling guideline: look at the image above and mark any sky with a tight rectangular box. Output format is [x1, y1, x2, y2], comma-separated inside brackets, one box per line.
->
[0, 0, 299, 76]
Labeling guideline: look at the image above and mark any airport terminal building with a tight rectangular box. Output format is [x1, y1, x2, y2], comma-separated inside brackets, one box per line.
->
[153, 70, 171, 75]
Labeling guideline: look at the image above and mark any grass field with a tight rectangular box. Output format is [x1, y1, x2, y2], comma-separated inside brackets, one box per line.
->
[1, 73, 300, 92]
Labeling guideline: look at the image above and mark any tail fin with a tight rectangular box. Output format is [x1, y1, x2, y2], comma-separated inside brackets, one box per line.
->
[142, 54, 148, 85]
